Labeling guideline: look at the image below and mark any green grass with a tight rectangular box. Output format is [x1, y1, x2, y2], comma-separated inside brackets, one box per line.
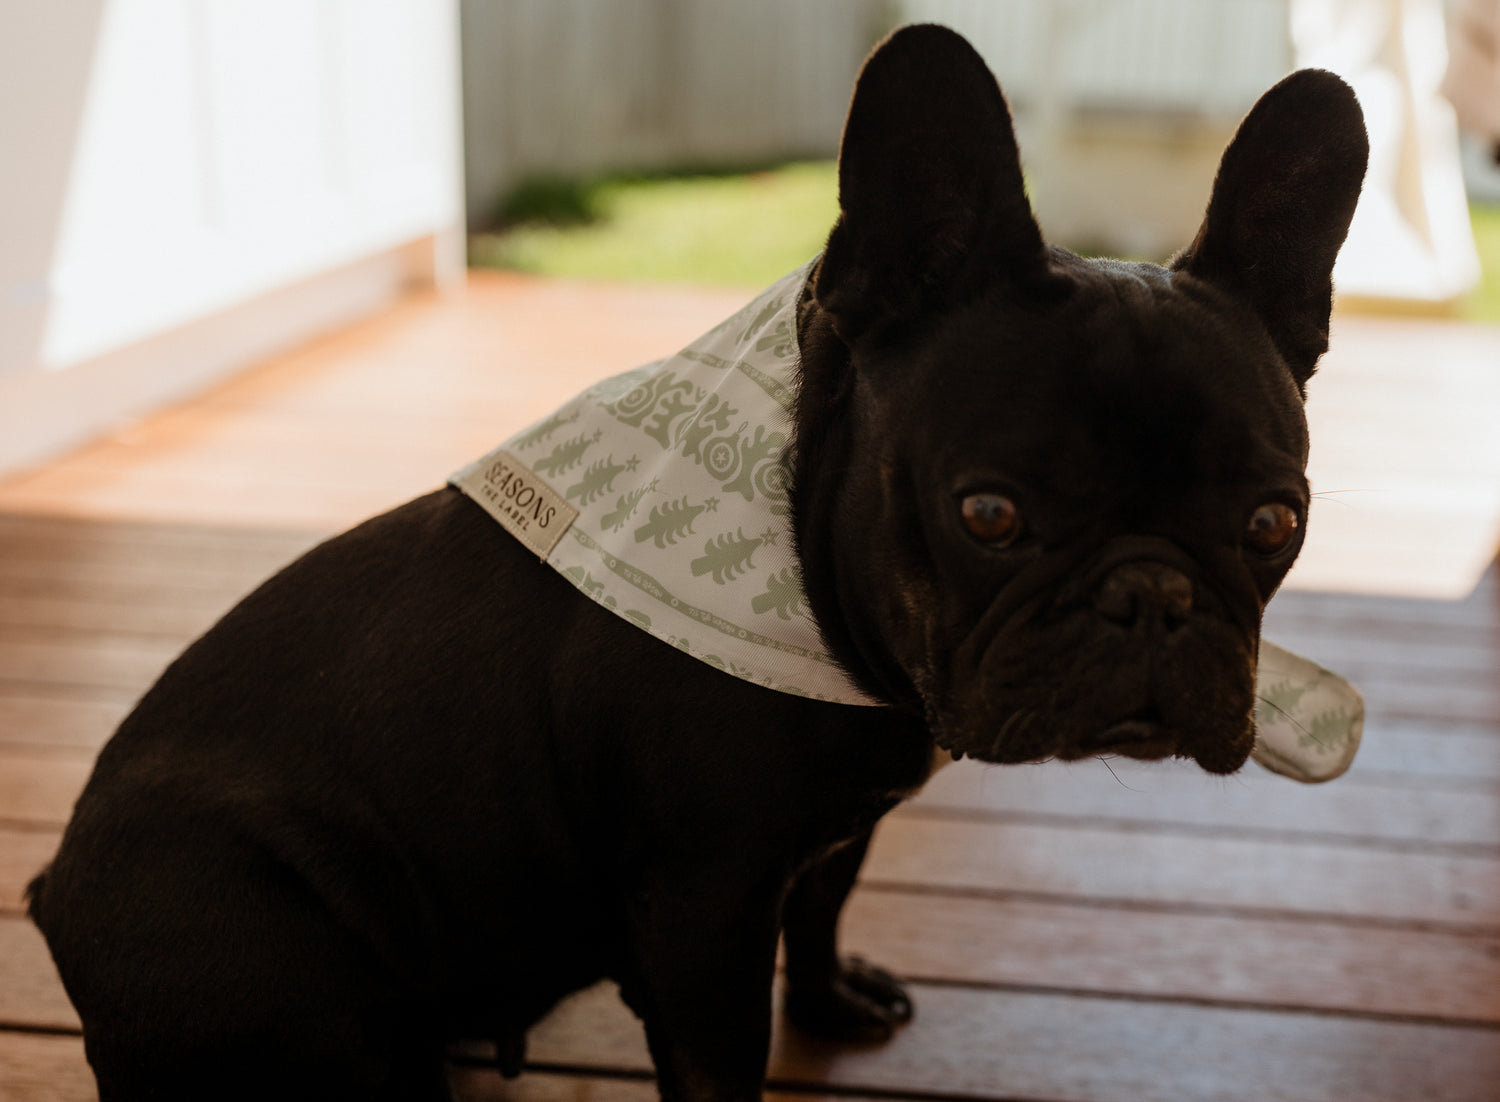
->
[471, 164, 1500, 322]
[1462, 202, 1500, 324]
[469, 162, 840, 288]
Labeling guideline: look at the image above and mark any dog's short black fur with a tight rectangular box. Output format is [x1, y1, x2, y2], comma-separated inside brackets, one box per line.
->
[29, 26, 1368, 1102]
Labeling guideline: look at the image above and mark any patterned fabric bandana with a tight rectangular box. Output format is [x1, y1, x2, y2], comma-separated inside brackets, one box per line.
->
[452, 262, 1364, 782]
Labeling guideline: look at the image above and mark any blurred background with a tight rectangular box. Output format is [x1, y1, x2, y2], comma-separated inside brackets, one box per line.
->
[5, 7, 1500, 1101]
[465, 0, 1500, 303]
[4, 0, 1500, 484]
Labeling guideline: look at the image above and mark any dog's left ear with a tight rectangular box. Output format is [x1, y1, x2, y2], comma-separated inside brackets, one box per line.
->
[815, 24, 1050, 344]
[1172, 70, 1368, 391]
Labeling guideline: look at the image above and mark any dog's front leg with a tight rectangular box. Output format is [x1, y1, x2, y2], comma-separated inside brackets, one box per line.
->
[623, 875, 781, 1102]
[781, 828, 912, 1042]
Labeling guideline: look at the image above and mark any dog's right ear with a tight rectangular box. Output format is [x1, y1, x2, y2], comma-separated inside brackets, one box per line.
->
[815, 25, 1050, 344]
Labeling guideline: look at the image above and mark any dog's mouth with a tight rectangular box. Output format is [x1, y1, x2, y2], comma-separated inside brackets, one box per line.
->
[932, 688, 1255, 774]
[1078, 702, 1253, 774]
[1068, 708, 1179, 763]
[938, 716, 1182, 766]
[926, 594, 1261, 774]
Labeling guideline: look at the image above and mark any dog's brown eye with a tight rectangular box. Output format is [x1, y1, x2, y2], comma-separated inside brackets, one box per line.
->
[961, 493, 1021, 546]
[1245, 502, 1299, 555]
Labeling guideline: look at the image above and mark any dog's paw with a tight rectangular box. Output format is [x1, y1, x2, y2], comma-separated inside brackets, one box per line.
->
[784, 956, 913, 1043]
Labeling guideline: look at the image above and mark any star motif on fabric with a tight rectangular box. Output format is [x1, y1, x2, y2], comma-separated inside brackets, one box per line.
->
[590, 429, 604, 443]
[645, 478, 661, 493]
[625, 456, 641, 472]
[704, 497, 720, 513]
[759, 527, 779, 546]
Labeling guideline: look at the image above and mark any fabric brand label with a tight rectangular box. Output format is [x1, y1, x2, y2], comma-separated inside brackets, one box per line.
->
[451, 449, 578, 560]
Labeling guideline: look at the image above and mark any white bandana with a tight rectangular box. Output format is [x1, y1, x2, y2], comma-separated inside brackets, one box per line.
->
[452, 262, 1364, 781]
[452, 263, 868, 704]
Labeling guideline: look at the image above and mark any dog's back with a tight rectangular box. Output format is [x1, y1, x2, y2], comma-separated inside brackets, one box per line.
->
[29, 489, 615, 1097]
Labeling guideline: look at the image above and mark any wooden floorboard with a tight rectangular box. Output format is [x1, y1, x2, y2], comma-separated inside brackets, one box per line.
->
[0, 699, 130, 753]
[913, 756, 1500, 850]
[0, 919, 77, 1033]
[1345, 723, 1500, 780]
[0, 1033, 97, 1102]
[1, 279, 1498, 1100]
[862, 815, 1500, 929]
[515, 981, 1500, 1102]
[836, 889, 1500, 1025]
[0, 830, 61, 916]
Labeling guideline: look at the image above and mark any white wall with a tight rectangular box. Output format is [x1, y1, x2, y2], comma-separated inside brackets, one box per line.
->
[0, 0, 464, 478]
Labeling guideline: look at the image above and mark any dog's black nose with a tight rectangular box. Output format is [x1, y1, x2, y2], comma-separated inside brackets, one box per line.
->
[1094, 561, 1193, 627]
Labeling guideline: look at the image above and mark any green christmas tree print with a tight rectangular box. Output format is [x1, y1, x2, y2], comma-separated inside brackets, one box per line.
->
[690, 528, 762, 584]
[566, 454, 635, 506]
[512, 410, 579, 451]
[1256, 679, 1312, 728]
[1302, 708, 1353, 751]
[534, 430, 600, 478]
[601, 479, 658, 532]
[752, 568, 804, 620]
[634, 496, 715, 548]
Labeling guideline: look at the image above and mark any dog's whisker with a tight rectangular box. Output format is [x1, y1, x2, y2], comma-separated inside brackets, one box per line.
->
[1097, 756, 1146, 792]
[1309, 488, 1378, 509]
[1255, 693, 1314, 739]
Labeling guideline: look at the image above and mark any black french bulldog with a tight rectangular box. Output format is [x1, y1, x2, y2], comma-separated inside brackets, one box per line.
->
[28, 24, 1367, 1102]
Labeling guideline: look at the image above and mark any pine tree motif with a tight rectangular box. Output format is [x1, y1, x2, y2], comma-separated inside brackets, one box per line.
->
[1255, 679, 1312, 729]
[512, 410, 579, 451]
[565, 454, 633, 506]
[533, 431, 597, 478]
[633, 496, 708, 549]
[751, 568, 804, 620]
[1301, 708, 1353, 751]
[690, 528, 762, 584]
[601, 479, 657, 532]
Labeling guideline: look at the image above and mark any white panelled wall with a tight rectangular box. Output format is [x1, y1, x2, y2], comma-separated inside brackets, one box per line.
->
[0, 0, 464, 478]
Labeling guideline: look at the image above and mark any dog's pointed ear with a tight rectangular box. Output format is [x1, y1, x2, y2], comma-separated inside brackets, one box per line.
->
[815, 25, 1049, 344]
[1173, 69, 1368, 391]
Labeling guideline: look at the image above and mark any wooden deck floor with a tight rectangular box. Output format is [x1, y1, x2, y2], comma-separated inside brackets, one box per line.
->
[2, 275, 1499, 1100]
